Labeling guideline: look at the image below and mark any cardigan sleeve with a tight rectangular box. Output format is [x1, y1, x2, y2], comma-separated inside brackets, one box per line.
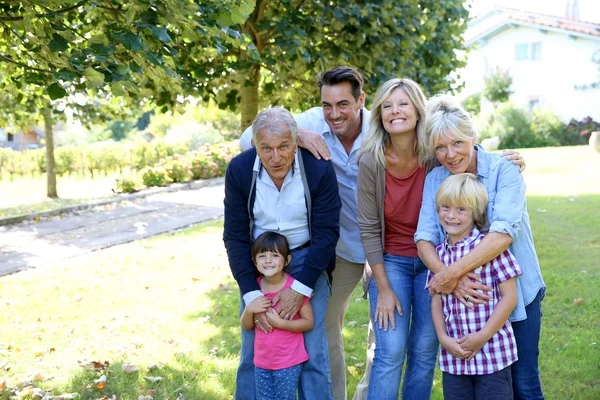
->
[357, 154, 385, 267]
[222, 157, 260, 296]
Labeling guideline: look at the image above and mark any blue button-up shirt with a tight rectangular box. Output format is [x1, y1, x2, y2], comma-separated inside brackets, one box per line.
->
[415, 145, 546, 322]
[241, 107, 370, 264]
[295, 107, 370, 264]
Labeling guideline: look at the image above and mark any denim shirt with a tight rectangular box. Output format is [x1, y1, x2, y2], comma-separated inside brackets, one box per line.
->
[294, 107, 371, 264]
[415, 145, 545, 322]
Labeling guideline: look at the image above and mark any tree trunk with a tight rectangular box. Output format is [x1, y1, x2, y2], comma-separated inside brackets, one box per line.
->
[43, 106, 58, 198]
[240, 64, 260, 131]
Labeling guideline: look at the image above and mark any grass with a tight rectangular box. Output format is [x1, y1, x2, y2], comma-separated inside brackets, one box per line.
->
[0, 145, 599, 399]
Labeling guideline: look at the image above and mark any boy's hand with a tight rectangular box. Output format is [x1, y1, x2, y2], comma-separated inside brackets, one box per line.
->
[458, 331, 488, 361]
[441, 336, 473, 360]
[265, 307, 283, 328]
[246, 296, 271, 314]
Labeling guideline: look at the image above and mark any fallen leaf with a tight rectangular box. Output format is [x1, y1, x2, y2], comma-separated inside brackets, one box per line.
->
[209, 346, 218, 355]
[347, 366, 359, 377]
[144, 376, 164, 383]
[145, 389, 157, 396]
[191, 277, 201, 282]
[122, 363, 140, 374]
[354, 362, 365, 367]
[573, 298, 585, 305]
[147, 364, 159, 371]
[0, 380, 5, 391]
[79, 360, 110, 370]
[346, 320, 357, 327]
[138, 396, 153, 400]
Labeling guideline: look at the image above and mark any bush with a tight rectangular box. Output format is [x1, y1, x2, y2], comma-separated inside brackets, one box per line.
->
[160, 155, 192, 183]
[530, 106, 562, 147]
[116, 178, 138, 193]
[141, 166, 171, 187]
[462, 92, 482, 114]
[561, 116, 600, 146]
[483, 67, 513, 104]
[476, 103, 559, 149]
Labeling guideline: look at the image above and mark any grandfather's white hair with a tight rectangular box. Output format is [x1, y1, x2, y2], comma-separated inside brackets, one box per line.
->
[251, 106, 298, 145]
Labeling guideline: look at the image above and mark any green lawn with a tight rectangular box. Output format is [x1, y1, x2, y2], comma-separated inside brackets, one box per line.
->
[0, 146, 598, 399]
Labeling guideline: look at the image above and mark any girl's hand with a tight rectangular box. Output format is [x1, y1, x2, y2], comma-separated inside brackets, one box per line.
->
[265, 307, 283, 328]
[375, 288, 403, 332]
[246, 296, 271, 314]
[458, 331, 487, 361]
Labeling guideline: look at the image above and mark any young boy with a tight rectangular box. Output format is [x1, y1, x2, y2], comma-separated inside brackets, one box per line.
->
[429, 173, 522, 400]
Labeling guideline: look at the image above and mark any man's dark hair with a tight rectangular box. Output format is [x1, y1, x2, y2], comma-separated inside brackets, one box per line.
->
[252, 231, 292, 263]
[317, 66, 364, 101]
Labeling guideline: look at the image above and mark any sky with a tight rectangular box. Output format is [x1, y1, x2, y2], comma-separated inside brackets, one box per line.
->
[467, 0, 600, 23]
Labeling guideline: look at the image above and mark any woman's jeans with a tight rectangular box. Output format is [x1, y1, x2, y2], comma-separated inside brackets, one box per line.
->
[511, 289, 544, 400]
[367, 254, 439, 400]
[235, 247, 333, 400]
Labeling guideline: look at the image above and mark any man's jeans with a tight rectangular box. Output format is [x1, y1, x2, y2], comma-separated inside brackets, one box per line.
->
[511, 289, 544, 400]
[366, 254, 438, 400]
[236, 247, 333, 400]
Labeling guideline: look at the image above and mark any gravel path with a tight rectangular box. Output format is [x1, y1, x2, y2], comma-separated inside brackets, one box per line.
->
[0, 182, 225, 277]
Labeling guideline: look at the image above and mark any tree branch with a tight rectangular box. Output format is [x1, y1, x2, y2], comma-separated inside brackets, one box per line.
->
[0, 0, 87, 21]
[0, 54, 53, 73]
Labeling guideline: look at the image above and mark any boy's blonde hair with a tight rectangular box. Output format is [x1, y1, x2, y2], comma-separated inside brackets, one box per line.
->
[436, 173, 488, 229]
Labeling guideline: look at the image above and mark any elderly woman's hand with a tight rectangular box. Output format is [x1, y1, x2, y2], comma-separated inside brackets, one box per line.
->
[375, 287, 403, 332]
[453, 274, 493, 309]
[272, 288, 304, 320]
[427, 268, 459, 294]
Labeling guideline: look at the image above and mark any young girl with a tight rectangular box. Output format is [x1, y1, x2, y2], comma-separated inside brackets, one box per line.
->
[240, 231, 314, 400]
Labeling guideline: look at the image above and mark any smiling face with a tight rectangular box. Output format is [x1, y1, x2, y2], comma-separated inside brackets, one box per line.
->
[254, 250, 290, 278]
[434, 134, 478, 174]
[438, 202, 475, 245]
[255, 129, 298, 190]
[381, 88, 419, 136]
[321, 81, 365, 140]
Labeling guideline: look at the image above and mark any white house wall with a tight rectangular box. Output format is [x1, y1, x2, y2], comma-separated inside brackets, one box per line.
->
[461, 25, 600, 122]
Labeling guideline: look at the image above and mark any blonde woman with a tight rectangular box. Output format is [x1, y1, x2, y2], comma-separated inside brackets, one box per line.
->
[357, 78, 438, 399]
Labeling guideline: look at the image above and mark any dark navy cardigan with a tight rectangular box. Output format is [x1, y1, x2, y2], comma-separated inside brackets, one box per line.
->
[223, 147, 341, 296]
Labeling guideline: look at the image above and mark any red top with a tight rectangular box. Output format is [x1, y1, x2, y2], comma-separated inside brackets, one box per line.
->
[384, 166, 427, 257]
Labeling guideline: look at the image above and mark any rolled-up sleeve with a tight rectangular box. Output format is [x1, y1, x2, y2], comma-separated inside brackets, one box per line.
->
[415, 172, 443, 246]
[488, 160, 526, 240]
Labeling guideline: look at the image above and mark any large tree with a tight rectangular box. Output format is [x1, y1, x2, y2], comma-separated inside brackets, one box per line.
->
[0, 0, 250, 197]
[178, 0, 470, 130]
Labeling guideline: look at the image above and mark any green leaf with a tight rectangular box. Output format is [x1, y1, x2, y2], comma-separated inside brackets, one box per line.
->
[111, 82, 126, 96]
[48, 33, 68, 52]
[54, 69, 78, 81]
[116, 65, 130, 75]
[47, 83, 67, 100]
[111, 30, 144, 51]
[145, 51, 164, 66]
[150, 26, 172, 43]
[231, 9, 247, 25]
[83, 67, 105, 88]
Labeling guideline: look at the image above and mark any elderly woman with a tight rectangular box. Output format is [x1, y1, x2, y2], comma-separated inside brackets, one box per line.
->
[415, 95, 546, 399]
[357, 78, 439, 400]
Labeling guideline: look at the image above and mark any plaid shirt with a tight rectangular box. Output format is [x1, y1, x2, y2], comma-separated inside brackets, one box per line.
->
[427, 227, 522, 375]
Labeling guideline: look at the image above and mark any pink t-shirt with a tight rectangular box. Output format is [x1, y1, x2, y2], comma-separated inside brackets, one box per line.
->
[254, 274, 310, 370]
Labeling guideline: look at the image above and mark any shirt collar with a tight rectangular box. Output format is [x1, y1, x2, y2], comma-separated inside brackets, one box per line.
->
[443, 226, 481, 251]
[475, 144, 489, 179]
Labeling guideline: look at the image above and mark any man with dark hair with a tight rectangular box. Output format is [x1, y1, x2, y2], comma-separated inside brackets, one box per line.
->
[226, 106, 341, 400]
[240, 66, 373, 400]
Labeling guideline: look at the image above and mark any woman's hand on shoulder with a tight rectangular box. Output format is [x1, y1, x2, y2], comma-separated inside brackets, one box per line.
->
[501, 149, 526, 172]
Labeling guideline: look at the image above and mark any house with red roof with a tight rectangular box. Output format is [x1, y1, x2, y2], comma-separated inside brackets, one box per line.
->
[459, 6, 600, 121]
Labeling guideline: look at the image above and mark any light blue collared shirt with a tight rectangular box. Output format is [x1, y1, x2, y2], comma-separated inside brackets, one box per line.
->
[415, 145, 546, 322]
[240, 106, 371, 264]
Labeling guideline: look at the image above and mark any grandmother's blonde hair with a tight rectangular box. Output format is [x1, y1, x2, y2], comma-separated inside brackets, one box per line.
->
[436, 173, 488, 229]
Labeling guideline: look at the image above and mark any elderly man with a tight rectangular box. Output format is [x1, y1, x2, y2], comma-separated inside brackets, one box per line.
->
[241, 66, 374, 400]
[224, 106, 341, 400]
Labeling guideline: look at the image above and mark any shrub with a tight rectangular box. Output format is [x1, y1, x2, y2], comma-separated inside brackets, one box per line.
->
[462, 92, 482, 114]
[189, 151, 220, 179]
[562, 116, 600, 146]
[483, 67, 513, 104]
[160, 155, 192, 183]
[530, 106, 562, 147]
[141, 166, 171, 187]
[116, 178, 138, 193]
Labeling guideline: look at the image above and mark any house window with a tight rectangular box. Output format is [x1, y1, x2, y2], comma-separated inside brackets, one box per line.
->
[7, 133, 14, 142]
[528, 99, 541, 114]
[515, 43, 529, 61]
[531, 43, 541, 60]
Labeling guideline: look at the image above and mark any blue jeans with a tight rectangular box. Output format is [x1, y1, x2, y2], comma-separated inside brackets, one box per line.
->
[256, 364, 303, 400]
[367, 254, 439, 400]
[236, 247, 333, 400]
[511, 289, 544, 400]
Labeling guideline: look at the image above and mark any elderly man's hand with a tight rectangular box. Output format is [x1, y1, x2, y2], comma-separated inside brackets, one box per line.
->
[298, 129, 331, 160]
[253, 311, 273, 333]
[272, 288, 305, 320]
